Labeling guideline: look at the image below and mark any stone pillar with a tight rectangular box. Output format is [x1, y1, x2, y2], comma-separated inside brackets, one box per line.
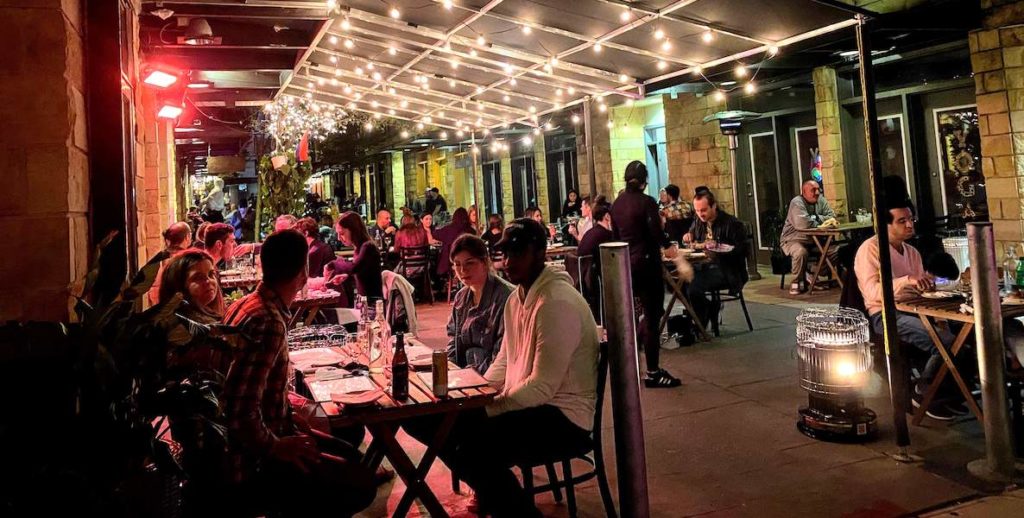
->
[0, 1, 90, 321]
[532, 136, 550, 216]
[813, 66, 849, 220]
[663, 93, 733, 212]
[969, 2, 1024, 255]
[576, 100, 613, 198]
[137, 88, 179, 262]
[500, 148, 514, 222]
[608, 104, 649, 196]
[391, 151, 406, 210]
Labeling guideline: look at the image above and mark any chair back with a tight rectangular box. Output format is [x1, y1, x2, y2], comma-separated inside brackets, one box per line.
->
[398, 245, 431, 276]
[593, 341, 609, 436]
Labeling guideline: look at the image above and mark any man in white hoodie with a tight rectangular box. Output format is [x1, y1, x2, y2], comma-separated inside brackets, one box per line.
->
[450, 218, 599, 517]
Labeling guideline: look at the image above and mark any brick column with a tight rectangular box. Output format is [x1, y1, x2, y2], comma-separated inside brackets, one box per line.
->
[813, 66, 849, 220]
[532, 136, 549, 215]
[663, 93, 732, 212]
[0, 1, 90, 321]
[576, 100, 613, 198]
[970, 7, 1024, 254]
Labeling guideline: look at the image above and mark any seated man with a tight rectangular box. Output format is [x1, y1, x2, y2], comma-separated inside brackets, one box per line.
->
[409, 219, 598, 517]
[780, 180, 838, 294]
[204, 223, 236, 269]
[854, 203, 961, 421]
[576, 202, 614, 320]
[220, 229, 376, 515]
[369, 209, 397, 250]
[659, 184, 692, 244]
[683, 189, 749, 329]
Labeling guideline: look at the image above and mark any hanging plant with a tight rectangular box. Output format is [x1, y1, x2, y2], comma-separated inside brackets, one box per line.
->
[257, 149, 311, 236]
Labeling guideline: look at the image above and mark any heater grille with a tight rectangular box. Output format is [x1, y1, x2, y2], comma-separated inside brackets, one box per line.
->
[796, 307, 872, 396]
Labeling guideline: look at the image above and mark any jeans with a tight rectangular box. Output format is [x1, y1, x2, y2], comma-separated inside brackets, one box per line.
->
[405, 406, 590, 518]
[687, 264, 730, 328]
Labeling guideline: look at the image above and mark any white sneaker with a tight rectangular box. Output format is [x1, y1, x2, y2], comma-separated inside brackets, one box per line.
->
[661, 333, 681, 350]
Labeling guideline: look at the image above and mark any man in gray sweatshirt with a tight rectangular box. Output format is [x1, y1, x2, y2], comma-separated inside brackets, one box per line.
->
[780, 180, 837, 294]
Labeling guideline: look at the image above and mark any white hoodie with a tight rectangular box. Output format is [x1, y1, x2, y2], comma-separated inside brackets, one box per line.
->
[484, 267, 599, 431]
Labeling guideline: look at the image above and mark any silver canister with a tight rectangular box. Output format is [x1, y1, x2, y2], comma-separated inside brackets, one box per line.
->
[431, 349, 449, 397]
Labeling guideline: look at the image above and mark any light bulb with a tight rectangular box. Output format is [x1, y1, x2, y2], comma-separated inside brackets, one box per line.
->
[483, 128, 490, 135]
[619, 73, 629, 82]
[567, 86, 575, 94]
[693, 66, 703, 76]
[366, 62, 374, 70]
[477, 35, 486, 45]
[437, 111, 445, 118]
[510, 78, 517, 86]
[544, 122, 553, 130]
[364, 121, 373, 130]
[372, 72, 382, 80]
[449, 79, 457, 87]
[620, 9, 630, 21]
[400, 100, 408, 108]
[443, 0, 453, 9]
[341, 19, 351, 30]
[606, 120, 613, 128]
[556, 89, 563, 97]
[768, 45, 779, 56]
[370, 100, 379, 108]
[533, 127, 541, 135]
[401, 130, 410, 138]
[522, 25, 531, 35]
[390, 7, 400, 19]
[416, 122, 424, 129]
[307, 81, 314, 88]
[329, 55, 338, 64]
[523, 136, 532, 146]
[335, 68, 342, 76]
[713, 90, 726, 102]
[745, 82, 756, 94]
[424, 116, 432, 123]
[550, 56, 559, 66]
[571, 114, 580, 124]
[626, 98, 634, 107]
[657, 60, 668, 70]
[344, 39, 354, 49]
[389, 87, 396, 94]
[476, 86, 485, 93]
[529, 105, 536, 113]
[329, 35, 338, 45]
[469, 49, 478, 57]
[440, 131, 448, 139]
[654, 29, 665, 40]
[331, 78, 338, 86]
[444, 41, 452, 51]
[661, 40, 672, 52]
[354, 67, 363, 75]
[598, 103, 607, 113]
[388, 108, 396, 115]
[388, 46, 397, 56]
[503, 94, 510, 101]
[543, 63, 553, 74]
[456, 129, 464, 137]
[734, 64, 747, 77]
[594, 43, 603, 53]
[702, 30, 714, 43]
[451, 59, 459, 69]
[374, 113, 382, 119]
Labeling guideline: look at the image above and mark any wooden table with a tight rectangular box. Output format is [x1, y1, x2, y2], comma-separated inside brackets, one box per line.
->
[305, 347, 496, 518]
[897, 295, 1024, 424]
[220, 274, 261, 291]
[546, 244, 577, 258]
[660, 253, 711, 342]
[798, 221, 873, 292]
[290, 289, 346, 327]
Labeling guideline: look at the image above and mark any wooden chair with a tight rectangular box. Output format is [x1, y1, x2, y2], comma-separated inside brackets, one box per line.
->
[397, 246, 434, 305]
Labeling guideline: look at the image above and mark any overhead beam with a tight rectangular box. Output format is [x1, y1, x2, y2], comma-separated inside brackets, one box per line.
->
[591, 0, 771, 46]
[155, 49, 299, 71]
[285, 84, 463, 131]
[141, 2, 329, 20]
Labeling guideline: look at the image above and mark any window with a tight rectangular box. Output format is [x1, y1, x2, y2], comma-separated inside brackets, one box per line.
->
[545, 134, 578, 218]
[749, 132, 783, 250]
[482, 160, 502, 217]
[511, 153, 537, 217]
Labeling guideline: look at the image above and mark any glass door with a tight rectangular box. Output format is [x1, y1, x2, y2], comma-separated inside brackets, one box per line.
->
[748, 132, 783, 251]
[511, 155, 537, 217]
[482, 160, 503, 218]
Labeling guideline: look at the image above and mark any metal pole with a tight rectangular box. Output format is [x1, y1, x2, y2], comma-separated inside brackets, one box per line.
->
[966, 222, 1020, 482]
[584, 97, 598, 196]
[856, 15, 912, 455]
[470, 132, 480, 208]
[599, 242, 649, 518]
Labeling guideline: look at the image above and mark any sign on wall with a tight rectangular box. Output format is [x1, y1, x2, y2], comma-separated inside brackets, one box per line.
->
[934, 106, 987, 221]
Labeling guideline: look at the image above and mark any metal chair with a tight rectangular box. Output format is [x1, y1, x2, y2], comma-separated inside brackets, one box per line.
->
[708, 288, 753, 337]
[397, 246, 434, 305]
[516, 341, 616, 518]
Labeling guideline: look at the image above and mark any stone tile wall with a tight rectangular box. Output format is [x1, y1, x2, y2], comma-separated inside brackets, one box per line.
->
[813, 67, 849, 219]
[663, 93, 733, 213]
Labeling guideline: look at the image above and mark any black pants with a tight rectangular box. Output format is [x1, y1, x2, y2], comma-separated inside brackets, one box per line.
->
[405, 406, 590, 518]
[235, 433, 376, 518]
[634, 268, 665, 372]
[687, 264, 730, 328]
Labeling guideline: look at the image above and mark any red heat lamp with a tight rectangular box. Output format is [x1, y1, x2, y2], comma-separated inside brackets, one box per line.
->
[143, 67, 180, 88]
[157, 100, 184, 119]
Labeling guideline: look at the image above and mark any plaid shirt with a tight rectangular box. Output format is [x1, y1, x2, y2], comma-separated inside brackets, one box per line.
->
[221, 283, 294, 482]
[659, 200, 692, 221]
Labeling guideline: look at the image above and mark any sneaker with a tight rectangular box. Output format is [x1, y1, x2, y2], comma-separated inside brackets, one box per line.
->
[911, 393, 956, 421]
[789, 281, 805, 295]
[943, 400, 971, 416]
[644, 369, 682, 388]
[661, 333, 681, 350]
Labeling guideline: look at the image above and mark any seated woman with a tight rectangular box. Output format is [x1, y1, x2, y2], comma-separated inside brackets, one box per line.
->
[481, 213, 504, 250]
[157, 250, 229, 375]
[394, 214, 429, 255]
[446, 235, 513, 374]
[295, 217, 336, 278]
[421, 213, 440, 245]
[326, 211, 384, 307]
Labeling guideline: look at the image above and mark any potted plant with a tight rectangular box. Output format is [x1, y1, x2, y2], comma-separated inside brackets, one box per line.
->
[0, 232, 240, 516]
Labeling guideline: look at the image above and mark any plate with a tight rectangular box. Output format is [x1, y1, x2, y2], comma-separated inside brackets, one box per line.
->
[922, 291, 957, 299]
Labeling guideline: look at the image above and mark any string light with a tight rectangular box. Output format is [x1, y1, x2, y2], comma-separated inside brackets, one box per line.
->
[528, 105, 536, 113]
[388, 46, 397, 56]
[522, 25, 531, 35]
[533, 127, 541, 136]
[443, 0, 453, 9]
[657, 60, 668, 70]
[389, 7, 400, 19]
[366, 62, 375, 70]
[329, 35, 338, 45]
[335, 68, 342, 76]
[702, 30, 714, 43]
[606, 120, 614, 128]
[341, 19, 351, 30]
[401, 130, 410, 138]
[440, 131, 448, 139]
[510, 78, 517, 86]
[713, 90, 726, 102]
[344, 39, 354, 49]
[745, 82, 756, 94]
[734, 64, 747, 77]
[593, 43, 603, 53]
[567, 86, 575, 94]
[654, 29, 665, 40]
[451, 59, 459, 69]
[388, 108, 396, 115]
[661, 40, 672, 52]
[503, 94, 510, 101]
[372, 71, 382, 80]
[416, 122, 425, 129]
[619, 73, 629, 82]
[476, 35, 486, 45]
[544, 122, 553, 130]
[329, 55, 338, 64]
[556, 89, 563, 97]
[449, 79, 457, 88]
[365, 121, 373, 130]
[598, 103, 607, 112]
[456, 129, 464, 137]
[571, 114, 580, 124]
[469, 49, 478, 57]
[768, 45, 780, 56]
[693, 66, 703, 76]
[523, 136, 532, 146]
[620, 9, 630, 21]
[354, 66, 364, 75]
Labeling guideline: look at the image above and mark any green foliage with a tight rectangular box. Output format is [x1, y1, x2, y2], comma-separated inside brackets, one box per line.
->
[258, 149, 311, 236]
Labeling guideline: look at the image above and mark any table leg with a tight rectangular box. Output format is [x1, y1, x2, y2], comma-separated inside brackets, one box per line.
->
[662, 267, 710, 342]
[303, 305, 322, 327]
[911, 318, 981, 425]
[366, 413, 457, 518]
[819, 235, 843, 290]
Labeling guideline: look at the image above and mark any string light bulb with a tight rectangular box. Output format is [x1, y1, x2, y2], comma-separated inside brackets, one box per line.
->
[620, 9, 630, 21]
[400, 100, 409, 108]
[388, 46, 397, 56]
[654, 29, 665, 40]
[389, 7, 400, 19]
[567, 86, 575, 94]
[401, 130, 410, 138]
[657, 60, 668, 70]
[503, 94, 510, 101]
[341, 18, 351, 30]
[440, 131, 448, 139]
[594, 42, 603, 53]
[661, 40, 672, 52]
[598, 103, 607, 113]
[364, 121, 373, 130]
[456, 129, 464, 137]
[745, 82, 756, 94]
[571, 114, 580, 124]
[510, 78, 517, 86]
[416, 122, 425, 129]
[523, 136, 532, 146]
[734, 64, 747, 77]
[449, 79, 457, 88]
[619, 73, 629, 82]
[372, 71, 382, 80]
[344, 39, 354, 49]
[606, 120, 614, 128]
[768, 45, 780, 56]
[476, 35, 486, 45]
[522, 25, 531, 35]
[329, 35, 338, 45]
[544, 122, 553, 130]
[532, 127, 541, 135]
[469, 49, 478, 57]
[443, 0, 453, 9]
[693, 66, 703, 76]
[713, 90, 726, 102]
[702, 29, 714, 43]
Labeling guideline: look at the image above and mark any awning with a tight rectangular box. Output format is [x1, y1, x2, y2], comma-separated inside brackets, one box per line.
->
[278, 0, 868, 133]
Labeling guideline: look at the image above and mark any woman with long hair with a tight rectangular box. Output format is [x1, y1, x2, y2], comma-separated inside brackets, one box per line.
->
[326, 211, 383, 304]
[610, 160, 681, 388]
[157, 249, 229, 375]
[433, 207, 476, 279]
[394, 214, 429, 255]
[561, 189, 582, 218]
[481, 213, 504, 249]
[468, 204, 481, 234]
[446, 234, 513, 374]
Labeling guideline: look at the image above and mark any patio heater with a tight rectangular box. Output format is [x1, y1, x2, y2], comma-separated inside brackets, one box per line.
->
[795, 307, 877, 441]
[705, 110, 762, 281]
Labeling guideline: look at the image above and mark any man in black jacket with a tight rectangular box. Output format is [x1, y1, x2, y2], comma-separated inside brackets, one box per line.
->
[576, 202, 614, 321]
[611, 161, 681, 388]
[683, 189, 749, 329]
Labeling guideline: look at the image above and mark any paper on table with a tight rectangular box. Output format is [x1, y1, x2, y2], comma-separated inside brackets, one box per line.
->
[417, 368, 490, 390]
[308, 376, 376, 402]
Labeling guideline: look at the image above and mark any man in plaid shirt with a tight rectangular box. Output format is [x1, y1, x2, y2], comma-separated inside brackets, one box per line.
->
[221, 229, 375, 516]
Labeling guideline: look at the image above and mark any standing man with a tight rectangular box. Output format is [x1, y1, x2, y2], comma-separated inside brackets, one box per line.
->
[780, 180, 838, 295]
[683, 189, 749, 330]
[220, 230, 376, 514]
[611, 161, 681, 388]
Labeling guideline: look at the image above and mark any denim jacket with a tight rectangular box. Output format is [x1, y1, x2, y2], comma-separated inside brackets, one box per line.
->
[446, 273, 513, 374]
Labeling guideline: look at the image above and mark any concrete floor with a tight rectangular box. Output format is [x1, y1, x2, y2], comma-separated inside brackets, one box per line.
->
[357, 268, 1021, 518]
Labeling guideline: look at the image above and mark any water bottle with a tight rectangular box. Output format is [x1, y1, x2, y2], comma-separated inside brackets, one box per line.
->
[1004, 245, 1018, 288]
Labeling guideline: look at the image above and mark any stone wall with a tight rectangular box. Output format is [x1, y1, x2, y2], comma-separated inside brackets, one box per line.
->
[532, 136, 550, 218]
[390, 151, 405, 210]
[576, 100, 614, 198]
[0, 0, 90, 321]
[970, 22, 1024, 254]
[137, 88, 178, 264]
[663, 93, 733, 213]
[813, 67, 849, 219]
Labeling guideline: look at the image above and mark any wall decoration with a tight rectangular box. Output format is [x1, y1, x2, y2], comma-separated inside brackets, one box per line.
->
[934, 106, 986, 221]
